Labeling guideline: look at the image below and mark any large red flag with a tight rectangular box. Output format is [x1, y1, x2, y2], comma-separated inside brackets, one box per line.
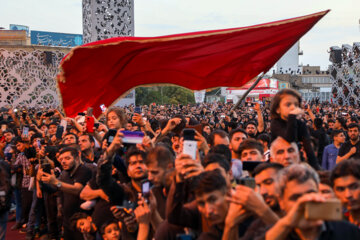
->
[58, 10, 329, 118]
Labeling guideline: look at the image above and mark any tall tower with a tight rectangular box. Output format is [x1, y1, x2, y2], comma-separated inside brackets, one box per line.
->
[82, 0, 134, 44]
[82, 0, 135, 106]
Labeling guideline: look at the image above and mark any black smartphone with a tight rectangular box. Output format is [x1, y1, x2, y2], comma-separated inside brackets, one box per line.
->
[236, 177, 256, 189]
[183, 128, 195, 141]
[107, 129, 117, 145]
[115, 206, 132, 217]
[55, 125, 64, 139]
[134, 106, 142, 114]
[141, 180, 152, 201]
[78, 112, 86, 116]
[242, 161, 263, 171]
[42, 163, 51, 174]
[94, 123, 100, 129]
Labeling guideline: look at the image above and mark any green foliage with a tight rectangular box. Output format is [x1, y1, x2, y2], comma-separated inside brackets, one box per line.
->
[135, 86, 195, 105]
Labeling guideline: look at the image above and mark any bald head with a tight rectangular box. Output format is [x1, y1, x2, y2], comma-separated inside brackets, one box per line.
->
[270, 137, 300, 167]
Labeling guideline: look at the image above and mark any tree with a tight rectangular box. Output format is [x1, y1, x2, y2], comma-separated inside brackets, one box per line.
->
[135, 85, 195, 105]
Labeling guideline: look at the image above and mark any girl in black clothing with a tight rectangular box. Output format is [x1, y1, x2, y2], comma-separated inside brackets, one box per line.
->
[270, 89, 320, 170]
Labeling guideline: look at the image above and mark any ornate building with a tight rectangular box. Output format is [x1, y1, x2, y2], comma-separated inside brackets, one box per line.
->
[329, 43, 360, 105]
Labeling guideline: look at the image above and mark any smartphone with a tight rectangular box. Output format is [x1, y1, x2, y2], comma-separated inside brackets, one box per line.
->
[55, 125, 64, 139]
[134, 106, 142, 114]
[176, 234, 193, 240]
[14, 109, 18, 113]
[100, 104, 107, 113]
[42, 163, 51, 174]
[115, 206, 132, 216]
[183, 128, 197, 160]
[60, 119, 67, 133]
[121, 131, 144, 144]
[1, 124, 6, 132]
[94, 123, 100, 129]
[22, 127, 29, 137]
[87, 107, 93, 117]
[107, 129, 117, 145]
[141, 180, 152, 201]
[242, 161, 263, 171]
[236, 177, 256, 189]
[86, 116, 95, 133]
[78, 112, 86, 116]
[304, 199, 342, 221]
[36, 139, 41, 149]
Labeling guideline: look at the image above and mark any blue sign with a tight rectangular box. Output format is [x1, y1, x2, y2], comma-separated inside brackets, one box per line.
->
[9, 24, 30, 36]
[31, 30, 83, 47]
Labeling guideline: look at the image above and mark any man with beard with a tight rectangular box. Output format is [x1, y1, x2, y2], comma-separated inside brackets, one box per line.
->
[238, 163, 284, 239]
[229, 128, 248, 179]
[336, 123, 360, 163]
[41, 147, 92, 240]
[245, 103, 264, 139]
[266, 164, 360, 240]
[79, 134, 100, 164]
[331, 159, 360, 227]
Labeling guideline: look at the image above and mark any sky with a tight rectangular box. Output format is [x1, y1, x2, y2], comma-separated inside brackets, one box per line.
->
[1, 0, 359, 69]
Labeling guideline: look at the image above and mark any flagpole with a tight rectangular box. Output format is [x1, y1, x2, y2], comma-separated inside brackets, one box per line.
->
[231, 73, 265, 111]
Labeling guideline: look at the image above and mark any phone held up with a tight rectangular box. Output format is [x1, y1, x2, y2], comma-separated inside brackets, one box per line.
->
[182, 128, 197, 160]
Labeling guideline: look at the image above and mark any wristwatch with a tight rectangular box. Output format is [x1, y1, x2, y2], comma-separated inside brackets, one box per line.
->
[56, 181, 62, 189]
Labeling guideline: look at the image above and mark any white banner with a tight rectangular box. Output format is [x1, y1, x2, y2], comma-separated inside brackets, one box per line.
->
[194, 90, 206, 103]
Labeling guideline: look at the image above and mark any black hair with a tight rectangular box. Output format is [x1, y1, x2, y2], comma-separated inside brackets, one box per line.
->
[229, 128, 247, 141]
[347, 123, 360, 131]
[203, 153, 231, 172]
[208, 144, 232, 164]
[336, 117, 347, 129]
[125, 146, 147, 166]
[100, 220, 119, 235]
[257, 133, 271, 147]
[270, 89, 302, 119]
[314, 118, 323, 129]
[253, 162, 284, 177]
[70, 212, 89, 231]
[238, 139, 264, 156]
[146, 145, 174, 169]
[208, 129, 228, 147]
[330, 159, 360, 186]
[317, 170, 332, 186]
[59, 147, 80, 160]
[331, 129, 344, 139]
[192, 170, 227, 196]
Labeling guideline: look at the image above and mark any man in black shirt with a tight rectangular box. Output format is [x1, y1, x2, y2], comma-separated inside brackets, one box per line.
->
[337, 123, 360, 163]
[41, 147, 92, 240]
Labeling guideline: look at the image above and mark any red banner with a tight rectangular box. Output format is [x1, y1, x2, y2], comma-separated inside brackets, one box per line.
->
[58, 10, 329, 117]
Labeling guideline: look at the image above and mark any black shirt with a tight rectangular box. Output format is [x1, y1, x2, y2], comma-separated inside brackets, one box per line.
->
[338, 140, 360, 159]
[59, 164, 92, 227]
[283, 221, 360, 240]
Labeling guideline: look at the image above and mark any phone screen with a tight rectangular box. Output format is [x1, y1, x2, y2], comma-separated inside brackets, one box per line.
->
[22, 127, 29, 137]
[107, 129, 117, 144]
[100, 104, 107, 113]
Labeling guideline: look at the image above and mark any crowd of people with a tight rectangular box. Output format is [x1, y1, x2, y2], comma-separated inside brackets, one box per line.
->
[0, 88, 360, 240]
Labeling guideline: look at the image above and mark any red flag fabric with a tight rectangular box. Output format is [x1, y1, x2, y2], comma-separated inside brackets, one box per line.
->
[58, 10, 329, 118]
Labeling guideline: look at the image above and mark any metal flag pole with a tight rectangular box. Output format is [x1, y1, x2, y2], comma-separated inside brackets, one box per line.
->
[231, 72, 265, 111]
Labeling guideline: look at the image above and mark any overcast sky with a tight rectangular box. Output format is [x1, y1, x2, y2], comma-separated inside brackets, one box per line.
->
[1, 0, 359, 69]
